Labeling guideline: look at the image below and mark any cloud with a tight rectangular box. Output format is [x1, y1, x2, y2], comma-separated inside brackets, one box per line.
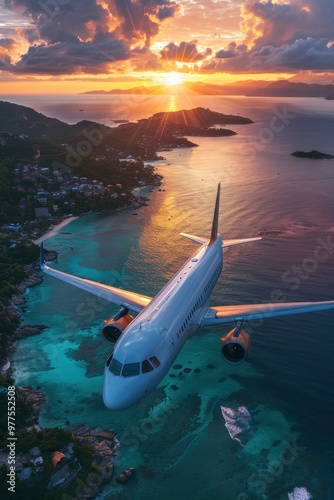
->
[3, 0, 334, 77]
[3, 0, 180, 74]
[12, 33, 130, 74]
[0, 38, 19, 52]
[131, 45, 164, 71]
[0, 37, 21, 69]
[160, 41, 212, 62]
[5, 0, 113, 42]
[200, 0, 334, 73]
[216, 42, 238, 59]
[111, 0, 179, 46]
[261, 38, 334, 71]
[202, 38, 334, 73]
[241, 0, 334, 48]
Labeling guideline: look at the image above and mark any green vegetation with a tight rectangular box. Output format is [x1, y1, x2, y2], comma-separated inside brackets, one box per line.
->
[0, 160, 21, 221]
[0, 240, 39, 365]
[0, 138, 39, 163]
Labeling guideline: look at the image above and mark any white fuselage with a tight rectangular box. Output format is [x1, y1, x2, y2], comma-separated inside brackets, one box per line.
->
[103, 236, 223, 409]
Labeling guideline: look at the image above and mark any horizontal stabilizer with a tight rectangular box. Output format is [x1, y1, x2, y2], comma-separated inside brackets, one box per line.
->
[180, 233, 262, 247]
[222, 237, 262, 248]
[180, 233, 208, 245]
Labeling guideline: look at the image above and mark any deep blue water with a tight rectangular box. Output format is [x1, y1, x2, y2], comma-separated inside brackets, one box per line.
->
[10, 95, 334, 499]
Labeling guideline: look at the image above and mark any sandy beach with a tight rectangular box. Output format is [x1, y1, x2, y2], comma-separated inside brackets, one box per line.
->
[33, 216, 79, 244]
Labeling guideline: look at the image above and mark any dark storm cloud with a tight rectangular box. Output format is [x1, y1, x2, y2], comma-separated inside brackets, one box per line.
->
[155, 4, 179, 21]
[3, 0, 181, 74]
[5, 0, 112, 42]
[201, 0, 334, 73]
[0, 38, 19, 69]
[12, 33, 130, 74]
[216, 42, 238, 59]
[113, 0, 159, 46]
[263, 38, 334, 71]
[0, 38, 18, 51]
[0, 50, 12, 69]
[112, 0, 179, 46]
[160, 41, 212, 62]
[202, 38, 334, 73]
[241, 0, 334, 48]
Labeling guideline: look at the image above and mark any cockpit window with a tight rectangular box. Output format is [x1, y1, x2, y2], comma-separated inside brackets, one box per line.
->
[142, 359, 154, 373]
[122, 362, 140, 377]
[150, 356, 160, 368]
[109, 358, 122, 376]
[106, 351, 113, 367]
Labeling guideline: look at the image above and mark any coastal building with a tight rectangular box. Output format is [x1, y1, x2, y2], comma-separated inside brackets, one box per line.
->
[48, 451, 82, 491]
[35, 207, 50, 218]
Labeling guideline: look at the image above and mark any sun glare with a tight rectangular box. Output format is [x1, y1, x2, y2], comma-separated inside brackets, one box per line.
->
[163, 72, 184, 86]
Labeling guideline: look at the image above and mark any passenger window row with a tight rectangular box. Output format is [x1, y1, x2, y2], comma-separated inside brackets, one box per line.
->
[177, 264, 221, 339]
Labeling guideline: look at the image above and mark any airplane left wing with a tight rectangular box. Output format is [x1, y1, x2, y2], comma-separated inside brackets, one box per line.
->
[40, 244, 151, 312]
[201, 300, 334, 326]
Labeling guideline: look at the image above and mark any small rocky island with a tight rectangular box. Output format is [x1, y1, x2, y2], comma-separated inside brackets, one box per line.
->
[134, 106, 253, 139]
[291, 150, 334, 159]
[103, 106, 253, 155]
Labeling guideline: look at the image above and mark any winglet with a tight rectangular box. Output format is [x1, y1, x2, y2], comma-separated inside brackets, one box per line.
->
[40, 242, 45, 268]
[208, 183, 221, 246]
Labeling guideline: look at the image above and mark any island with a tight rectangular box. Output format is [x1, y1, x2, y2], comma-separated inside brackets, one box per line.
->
[291, 150, 334, 159]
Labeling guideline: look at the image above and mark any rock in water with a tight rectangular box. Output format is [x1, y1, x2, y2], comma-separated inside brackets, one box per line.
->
[116, 467, 136, 483]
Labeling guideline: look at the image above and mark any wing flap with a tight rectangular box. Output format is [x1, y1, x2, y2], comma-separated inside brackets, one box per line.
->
[201, 301, 334, 326]
[41, 263, 152, 312]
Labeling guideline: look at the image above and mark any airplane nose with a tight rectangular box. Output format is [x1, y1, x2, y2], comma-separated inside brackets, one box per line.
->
[103, 372, 134, 410]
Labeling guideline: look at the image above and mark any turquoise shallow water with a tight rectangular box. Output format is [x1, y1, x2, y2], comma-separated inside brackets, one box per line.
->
[11, 96, 334, 499]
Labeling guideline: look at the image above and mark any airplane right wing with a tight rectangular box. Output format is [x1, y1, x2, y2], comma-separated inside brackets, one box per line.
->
[201, 300, 334, 326]
[40, 244, 151, 312]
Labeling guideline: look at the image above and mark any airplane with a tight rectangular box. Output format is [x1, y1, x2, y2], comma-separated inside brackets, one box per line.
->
[40, 184, 334, 410]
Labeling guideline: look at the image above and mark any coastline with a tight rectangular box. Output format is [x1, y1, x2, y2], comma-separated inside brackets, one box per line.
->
[32, 178, 162, 246]
[2, 180, 162, 372]
[33, 216, 79, 244]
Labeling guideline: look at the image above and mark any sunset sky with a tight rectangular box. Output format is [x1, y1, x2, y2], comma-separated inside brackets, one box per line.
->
[1, 0, 334, 93]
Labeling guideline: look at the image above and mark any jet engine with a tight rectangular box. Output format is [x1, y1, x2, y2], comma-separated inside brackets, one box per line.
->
[101, 308, 134, 344]
[221, 321, 250, 364]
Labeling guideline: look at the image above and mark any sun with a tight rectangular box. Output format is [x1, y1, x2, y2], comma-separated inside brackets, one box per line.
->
[163, 71, 184, 86]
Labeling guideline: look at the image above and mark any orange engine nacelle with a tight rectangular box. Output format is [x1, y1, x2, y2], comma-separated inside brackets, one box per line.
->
[101, 314, 134, 344]
[221, 324, 250, 364]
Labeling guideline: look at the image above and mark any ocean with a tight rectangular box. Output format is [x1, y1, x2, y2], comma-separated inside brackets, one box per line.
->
[8, 94, 334, 499]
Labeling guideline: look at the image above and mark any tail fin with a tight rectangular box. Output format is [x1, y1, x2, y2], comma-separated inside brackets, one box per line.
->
[208, 183, 220, 246]
[180, 183, 262, 248]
